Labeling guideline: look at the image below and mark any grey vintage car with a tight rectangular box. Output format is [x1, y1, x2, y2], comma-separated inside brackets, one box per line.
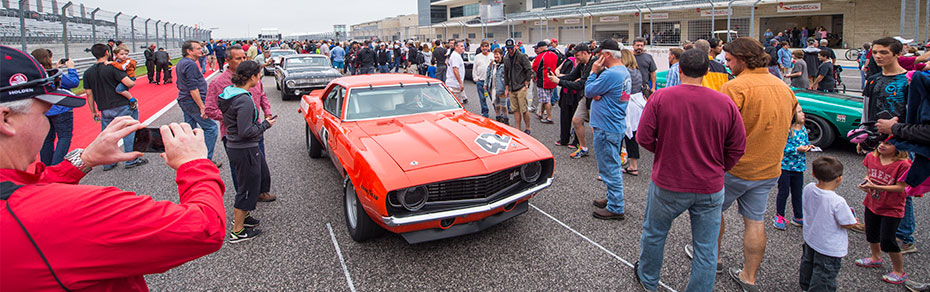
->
[263, 49, 297, 75]
[273, 54, 341, 99]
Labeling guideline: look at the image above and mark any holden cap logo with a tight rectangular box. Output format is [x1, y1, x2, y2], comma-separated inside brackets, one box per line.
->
[474, 133, 511, 154]
[9, 73, 27, 86]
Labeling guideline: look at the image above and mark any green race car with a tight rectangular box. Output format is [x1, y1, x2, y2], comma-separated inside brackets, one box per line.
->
[655, 70, 862, 147]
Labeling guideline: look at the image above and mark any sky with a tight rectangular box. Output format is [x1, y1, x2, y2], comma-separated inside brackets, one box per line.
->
[77, 0, 418, 38]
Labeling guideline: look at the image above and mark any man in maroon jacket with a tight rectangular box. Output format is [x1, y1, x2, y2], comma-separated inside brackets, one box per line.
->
[633, 49, 747, 292]
[0, 45, 226, 291]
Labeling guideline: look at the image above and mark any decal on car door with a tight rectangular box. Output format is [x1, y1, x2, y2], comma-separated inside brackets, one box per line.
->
[475, 133, 511, 154]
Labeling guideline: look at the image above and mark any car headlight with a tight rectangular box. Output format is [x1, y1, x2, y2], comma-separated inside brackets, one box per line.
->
[397, 186, 428, 211]
[285, 80, 296, 88]
[520, 161, 542, 183]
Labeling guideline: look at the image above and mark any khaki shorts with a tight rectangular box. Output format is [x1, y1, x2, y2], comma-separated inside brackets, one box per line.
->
[509, 87, 529, 113]
[573, 99, 589, 121]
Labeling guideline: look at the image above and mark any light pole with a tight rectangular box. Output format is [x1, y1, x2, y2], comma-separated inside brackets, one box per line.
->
[130, 16, 137, 51]
[114, 12, 122, 40]
[18, 0, 27, 50]
[61, 2, 72, 58]
[155, 20, 161, 48]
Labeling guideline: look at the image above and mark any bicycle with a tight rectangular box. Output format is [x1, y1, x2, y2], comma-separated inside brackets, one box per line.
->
[845, 48, 865, 61]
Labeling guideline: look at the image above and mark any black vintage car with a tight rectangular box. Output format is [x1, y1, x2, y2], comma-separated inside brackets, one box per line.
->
[274, 54, 342, 100]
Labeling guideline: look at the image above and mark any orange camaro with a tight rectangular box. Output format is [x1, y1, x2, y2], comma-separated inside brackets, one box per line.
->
[299, 74, 554, 243]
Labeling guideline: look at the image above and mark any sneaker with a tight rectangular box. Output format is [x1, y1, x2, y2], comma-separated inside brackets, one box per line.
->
[773, 215, 787, 230]
[728, 267, 760, 292]
[102, 164, 118, 171]
[884, 272, 909, 284]
[524, 129, 531, 135]
[570, 148, 589, 159]
[900, 241, 918, 255]
[683, 244, 724, 274]
[124, 158, 149, 169]
[568, 144, 578, 149]
[555, 140, 566, 146]
[790, 217, 804, 227]
[462, 98, 468, 104]
[855, 257, 884, 268]
[243, 215, 260, 228]
[905, 280, 930, 292]
[633, 261, 655, 291]
[229, 227, 262, 243]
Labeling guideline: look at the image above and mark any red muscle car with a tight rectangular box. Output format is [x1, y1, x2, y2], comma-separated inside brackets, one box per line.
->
[299, 74, 554, 243]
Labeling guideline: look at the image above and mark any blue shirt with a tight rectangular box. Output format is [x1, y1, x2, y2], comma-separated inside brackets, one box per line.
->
[213, 44, 227, 58]
[46, 68, 81, 116]
[585, 65, 631, 134]
[176, 57, 208, 101]
[331, 46, 346, 62]
[666, 63, 681, 87]
[781, 128, 810, 172]
[778, 47, 793, 68]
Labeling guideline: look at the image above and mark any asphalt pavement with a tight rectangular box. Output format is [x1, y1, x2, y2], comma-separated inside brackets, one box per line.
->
[80, 76, 927, 291]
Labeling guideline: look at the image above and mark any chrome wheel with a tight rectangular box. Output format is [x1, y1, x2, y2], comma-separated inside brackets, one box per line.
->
[345, 181, 358, 229]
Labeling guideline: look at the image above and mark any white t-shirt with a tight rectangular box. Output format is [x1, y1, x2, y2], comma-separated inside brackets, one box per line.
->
[802, 183, 857, 257]
[445, 51, 465, 89]
[472, 52, 492, 82]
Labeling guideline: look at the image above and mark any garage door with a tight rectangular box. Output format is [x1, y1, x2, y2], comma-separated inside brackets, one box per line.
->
[559, 26, 584, 44]
[529, 27, 552, 43]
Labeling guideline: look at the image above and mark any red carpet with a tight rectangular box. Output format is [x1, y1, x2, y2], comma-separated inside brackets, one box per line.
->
[68, 68, 217, 150]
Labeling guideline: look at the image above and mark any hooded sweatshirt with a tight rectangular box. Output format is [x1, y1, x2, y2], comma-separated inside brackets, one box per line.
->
[218, 86, 270, 149]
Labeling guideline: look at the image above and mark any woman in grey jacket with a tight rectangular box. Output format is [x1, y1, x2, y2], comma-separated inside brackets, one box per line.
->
[218, 60, 278, 243]
[485, 48, 509, 124]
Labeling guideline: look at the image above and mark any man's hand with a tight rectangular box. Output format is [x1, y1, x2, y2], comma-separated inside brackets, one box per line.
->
[876, 117, 898, 135]
[91, 111, 100, 122]
[547, 71, 560, 84]
[591, 57, 605, 75]
[159, 122, 208, 170]
[200, 107, 208, 119]
[81, 116, 145, 168]
[265, 115, 278, 127]
[808, 84, 817, 90]
[64, 59, 75, 69]
[593, 95, 602, 101]
[797, 145, 813, 152]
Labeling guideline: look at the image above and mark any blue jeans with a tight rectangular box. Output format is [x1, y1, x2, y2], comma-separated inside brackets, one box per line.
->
[638, 182, 724, 292]
[475, 80, 489, 117]
[348, 65, 356, 75]
[897, 196, 916, 244]
[178, 98, 218, 160]
[40, 111, 73, 166]
[551, 87, 560, 103]
[393, 59, 403, 72]
[594, 128, 625, 214]
[100, 105, 141, 167]
[378, 64, 390, 73]
[199, 57, 207, 73]
[116, 77, 136, 93]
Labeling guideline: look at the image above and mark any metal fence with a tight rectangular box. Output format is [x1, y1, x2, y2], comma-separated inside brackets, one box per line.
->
[0, 0, 210, 60]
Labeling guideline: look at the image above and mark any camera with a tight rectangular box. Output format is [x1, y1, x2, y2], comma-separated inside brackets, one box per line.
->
[848, 110, 893, 152]
[58, 58, 69, 64]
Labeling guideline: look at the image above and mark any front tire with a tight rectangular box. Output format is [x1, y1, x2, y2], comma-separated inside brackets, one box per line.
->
[306, 124, 323, 158]
[805, 114, 836, 147]
[344, 178, 383, 242]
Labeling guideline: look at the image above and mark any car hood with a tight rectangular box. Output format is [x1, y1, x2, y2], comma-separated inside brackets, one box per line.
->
[355, 110, 530, 172]
[286, 68, 341, 77]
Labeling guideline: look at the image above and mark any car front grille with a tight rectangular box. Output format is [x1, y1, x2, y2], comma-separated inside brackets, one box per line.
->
[425, 166, 523, 202]
[293, 78, 332, 87]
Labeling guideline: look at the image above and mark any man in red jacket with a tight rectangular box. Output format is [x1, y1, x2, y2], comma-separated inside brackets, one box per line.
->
[0, 45, 226, 291]
[532, 41, 559, 124]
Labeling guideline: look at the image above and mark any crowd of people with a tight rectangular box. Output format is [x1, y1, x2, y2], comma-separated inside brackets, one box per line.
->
[2, 25, 930, 291]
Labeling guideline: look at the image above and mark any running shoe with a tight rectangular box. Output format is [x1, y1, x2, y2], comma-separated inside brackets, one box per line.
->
[244, 215, 260, 228]
[773, 215, 787, 230]
[570, 148, 589, 159]
[884, 272, 909, 284]
[524, 129, 532, 135]
[684, 244, 724, 274]
[229, 227, 262, 243]
[790, 217, 804, 227]
[899, 241, 918, 255]
[855, 258, 884, 268]
[125, 158, 149, 169]
[905, 280, 930, 292]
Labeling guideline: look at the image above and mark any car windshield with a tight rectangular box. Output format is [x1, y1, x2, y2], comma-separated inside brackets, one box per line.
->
[270, 50, 296, 58]
[285, 56, 330, 69]
[345, 84, 462, 120]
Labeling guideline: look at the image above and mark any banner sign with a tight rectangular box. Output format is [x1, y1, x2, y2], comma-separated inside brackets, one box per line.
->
[701, 10, 729, 17]
[777, 2, 821, 13]
[644, 13, 669, 20]
[600, 16, 620, 23]
[563, 18, 581, 24]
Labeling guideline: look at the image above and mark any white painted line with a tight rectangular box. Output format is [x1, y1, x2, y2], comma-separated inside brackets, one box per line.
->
[529, 203, 679, 292]
[327, 223, 357, 292]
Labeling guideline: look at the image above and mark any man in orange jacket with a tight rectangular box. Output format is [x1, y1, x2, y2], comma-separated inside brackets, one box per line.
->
[0, 45, 226, 291]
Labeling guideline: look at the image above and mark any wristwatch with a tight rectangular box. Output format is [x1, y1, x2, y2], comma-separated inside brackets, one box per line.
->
[64, 149, 92, 173]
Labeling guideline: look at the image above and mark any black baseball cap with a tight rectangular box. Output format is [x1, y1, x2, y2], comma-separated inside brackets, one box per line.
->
[505, 38, 515, 49]
[592, 39, 620, 53]
[535, 41, 548, 48]
[570, 43, 590, 54]
[0, 45, 85, 108]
